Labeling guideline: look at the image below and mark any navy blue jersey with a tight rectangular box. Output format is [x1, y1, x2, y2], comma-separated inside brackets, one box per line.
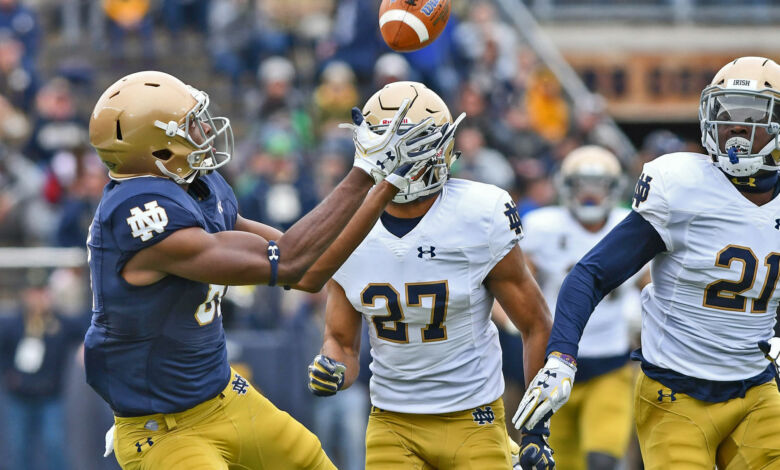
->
[84, 172, 238, 415]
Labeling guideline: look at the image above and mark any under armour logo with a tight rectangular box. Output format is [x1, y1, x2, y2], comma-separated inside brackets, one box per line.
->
[267, 244, 279, 261]
[231, 373, 249, 395]
[657, 389, 677, 402]
[537, 370, 557, 389]
[126, 201, 169, 241]
[217, 200, 224, 213]
[135, 437, 154, 453]
[472, 406, 495, 425]
[775, 219, 780, 230]
[730, 177, 757, 187]
[503, 201, 523, 235]
[417, 246, 436, 259]
[633, 173, 653, 208]
[376, 150, 396, 170]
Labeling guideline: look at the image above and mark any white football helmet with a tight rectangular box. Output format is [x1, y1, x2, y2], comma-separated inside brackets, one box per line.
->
[699, 56, 780, 177]
[361, 81, 465, 203]
[557, 145, 624, 224]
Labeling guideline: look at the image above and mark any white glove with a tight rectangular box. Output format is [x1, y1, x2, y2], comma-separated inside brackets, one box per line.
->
[339, 100, 441, 183]
[103, 424, 115, 457]
[513, 353, 576, 431]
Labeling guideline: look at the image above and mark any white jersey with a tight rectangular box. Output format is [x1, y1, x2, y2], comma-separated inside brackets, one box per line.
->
[522, 206, 635, 358]
[333, 179, 522, 414]
[635, 152, 780, 381]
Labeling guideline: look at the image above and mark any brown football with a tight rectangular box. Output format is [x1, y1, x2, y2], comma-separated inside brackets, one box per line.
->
[379, 0, 451, 53]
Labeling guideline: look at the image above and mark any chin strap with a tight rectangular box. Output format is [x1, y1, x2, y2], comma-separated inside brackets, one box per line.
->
[728, 171, 779, 193]
[155, 160, 197, 185]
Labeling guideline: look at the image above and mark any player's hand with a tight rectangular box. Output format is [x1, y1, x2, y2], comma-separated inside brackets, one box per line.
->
[759, 338, 780, 386]
[103, 424, 115, 457]
[307, 354, 346, 397]
[759, 337, 780, 366]
[339, 100, 440, 183]
[513, 352, 576, 431]
[518, 421, 555, 470]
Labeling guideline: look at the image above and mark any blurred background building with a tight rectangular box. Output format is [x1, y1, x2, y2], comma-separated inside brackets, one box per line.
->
[0, 0, 778, 469]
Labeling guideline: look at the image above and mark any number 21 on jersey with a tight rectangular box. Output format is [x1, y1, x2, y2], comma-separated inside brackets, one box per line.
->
[703, 245, 780, 313]
[361, 281, 449, 343]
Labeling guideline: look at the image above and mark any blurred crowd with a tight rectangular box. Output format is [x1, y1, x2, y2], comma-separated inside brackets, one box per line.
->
[0, 1, 699, 469]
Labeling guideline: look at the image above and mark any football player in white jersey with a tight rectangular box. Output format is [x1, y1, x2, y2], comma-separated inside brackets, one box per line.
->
[306, 81, 556, 470]
[513, 56, 780, 470]
[522, 146, 639, 470]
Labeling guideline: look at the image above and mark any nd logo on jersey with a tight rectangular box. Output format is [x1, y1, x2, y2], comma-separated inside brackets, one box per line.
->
[126, 201, 169, 241]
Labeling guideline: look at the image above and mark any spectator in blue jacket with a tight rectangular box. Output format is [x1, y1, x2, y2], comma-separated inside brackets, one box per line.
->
[0, 269, 88, 470]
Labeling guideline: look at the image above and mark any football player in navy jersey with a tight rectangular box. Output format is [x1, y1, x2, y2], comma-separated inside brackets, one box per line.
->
[84, 70, 442, 470]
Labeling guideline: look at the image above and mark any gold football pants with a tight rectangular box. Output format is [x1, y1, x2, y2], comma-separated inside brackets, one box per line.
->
[549, 365, 634, 470]
[635, 370, 780, 470]
[112, 370, 336, 470]
[365, 397, 512, 469]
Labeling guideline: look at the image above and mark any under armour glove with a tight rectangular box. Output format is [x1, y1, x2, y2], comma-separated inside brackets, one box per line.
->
[518, 421, 555, 470]
[307, 354, 347, 397]
[339, 99, 441, 183]
[759, 338, 780, 390]
[513, 352, 576, 431]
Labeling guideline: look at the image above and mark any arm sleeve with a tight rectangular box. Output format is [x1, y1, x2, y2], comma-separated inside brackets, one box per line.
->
[546, 211, 667, 358]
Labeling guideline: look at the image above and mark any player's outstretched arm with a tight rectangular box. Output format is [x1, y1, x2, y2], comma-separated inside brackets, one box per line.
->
[231, 180, 397, 292]
[123, 169, 375, 286]
[293, 180, 401, 292]
[308, 280, 363, 396]
[232, 178, 400, 291]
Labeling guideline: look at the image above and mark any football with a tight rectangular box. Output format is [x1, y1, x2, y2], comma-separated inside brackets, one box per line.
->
[379, 0, 451, 53]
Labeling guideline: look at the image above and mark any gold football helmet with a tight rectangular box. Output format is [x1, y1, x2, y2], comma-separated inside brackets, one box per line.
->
[557, 145, 624, 224]
[699, 56, 780, 177]
[89, 71, 233, 184]
[361, 81, 465, 203]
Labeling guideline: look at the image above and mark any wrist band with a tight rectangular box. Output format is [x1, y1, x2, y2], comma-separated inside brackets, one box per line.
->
[267, 240, 280, 287]
[549, 351, 577, 368]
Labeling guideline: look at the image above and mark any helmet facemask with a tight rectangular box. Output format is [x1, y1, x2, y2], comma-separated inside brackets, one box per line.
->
[560, 173, 621, 224]
[557, 145, 624, 225]
[370, 113, 465, 203]
[152, 86, 234, 184]
[700, 75, 780, 178]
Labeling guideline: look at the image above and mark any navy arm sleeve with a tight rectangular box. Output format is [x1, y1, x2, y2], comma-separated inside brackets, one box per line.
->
[546, 211, 667, 358]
